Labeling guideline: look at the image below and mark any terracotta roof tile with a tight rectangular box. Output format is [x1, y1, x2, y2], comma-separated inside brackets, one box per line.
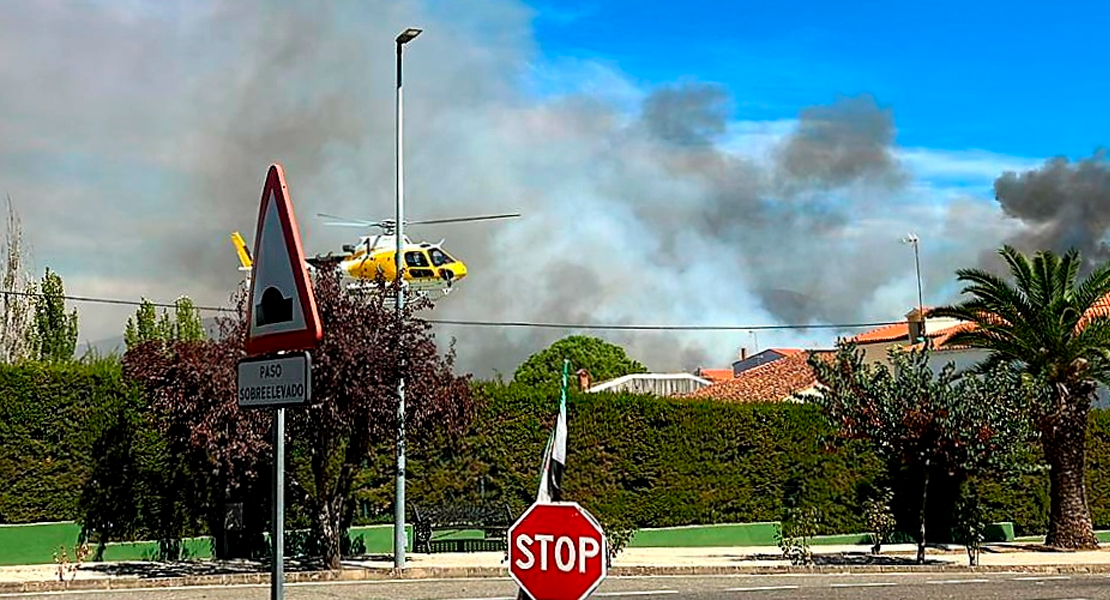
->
[696, 368, 734, 384]
[892, 292, 1110, 352]
[850, 319, 966, 345]
[686, 351, 831, 403]
[850, 323, 909, 344]
[906, 322, 976, 352]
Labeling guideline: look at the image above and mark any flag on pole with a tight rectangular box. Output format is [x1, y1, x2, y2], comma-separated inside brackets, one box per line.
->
[537, 359, 569, 503]
[518, 359, 571, 600]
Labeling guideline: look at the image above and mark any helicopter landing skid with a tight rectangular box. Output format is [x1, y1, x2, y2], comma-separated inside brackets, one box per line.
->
[342, 280, 449, 302]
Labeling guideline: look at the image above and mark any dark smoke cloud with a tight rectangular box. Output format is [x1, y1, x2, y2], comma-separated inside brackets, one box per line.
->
[775, 95, 907, 191]
[640, 83, 730, 146]
[994, 151, 1110, 267]
[0, 0, 996, 377]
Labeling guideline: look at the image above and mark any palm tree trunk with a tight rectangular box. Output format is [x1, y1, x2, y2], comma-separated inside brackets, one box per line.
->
[1041, 402, 1099, 549]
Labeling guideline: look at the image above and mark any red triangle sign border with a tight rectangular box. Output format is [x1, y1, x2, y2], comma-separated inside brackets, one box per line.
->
[244, 163, 323, 356]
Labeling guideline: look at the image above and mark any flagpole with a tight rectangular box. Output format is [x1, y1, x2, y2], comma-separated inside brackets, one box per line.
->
[518, 360, 572, 600]
[560, 358, 569, 409]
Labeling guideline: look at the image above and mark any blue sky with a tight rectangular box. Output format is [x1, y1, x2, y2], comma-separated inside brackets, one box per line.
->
[4, 0, 1108, 371]
[526, 0, 1109, 159]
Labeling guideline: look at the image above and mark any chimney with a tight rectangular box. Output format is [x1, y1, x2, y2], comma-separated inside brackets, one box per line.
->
[739, 347, 748, 361]
[576, 368, 591, 392]
[907, 307, 926, 343]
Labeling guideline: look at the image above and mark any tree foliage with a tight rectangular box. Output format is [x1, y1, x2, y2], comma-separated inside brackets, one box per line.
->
[119, 293, 279, 559]
[513, 335, 646, 387]
[122, 272, 473, 569]
[124, 297, 205, 351]
[283, 272, 473, 569]
[0, 195, 37, 363]
[808, 343, 1034, 562]
[933, 245, 1110, 549]
[33, 268, 78, 362]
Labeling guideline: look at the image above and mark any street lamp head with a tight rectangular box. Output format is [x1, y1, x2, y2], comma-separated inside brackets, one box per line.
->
[901, 232, 919, 245]
[396, 27, 422, 44]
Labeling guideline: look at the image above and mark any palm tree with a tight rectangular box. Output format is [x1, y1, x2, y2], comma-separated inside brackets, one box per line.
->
[933, 245, 1110, 549]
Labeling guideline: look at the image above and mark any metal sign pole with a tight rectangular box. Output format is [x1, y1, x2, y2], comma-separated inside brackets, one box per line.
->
[272, 406, 285, 600]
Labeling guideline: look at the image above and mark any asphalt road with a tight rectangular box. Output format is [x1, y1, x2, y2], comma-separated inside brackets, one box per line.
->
[4, 573, 1110, 600]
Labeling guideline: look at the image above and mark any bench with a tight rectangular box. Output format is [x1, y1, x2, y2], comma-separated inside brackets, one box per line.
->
[411, 503, 514, 553]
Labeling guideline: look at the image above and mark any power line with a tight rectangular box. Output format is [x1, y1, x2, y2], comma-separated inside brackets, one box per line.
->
[0, 288, 903, 332]
[425, 319, 902, 331]
[0, 289, 236, 313]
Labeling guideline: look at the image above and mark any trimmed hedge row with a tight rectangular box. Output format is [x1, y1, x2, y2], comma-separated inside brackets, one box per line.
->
[3, 366, 1110, 539]
[402, 383, 1110, 537]
[0, 359, 137, 524]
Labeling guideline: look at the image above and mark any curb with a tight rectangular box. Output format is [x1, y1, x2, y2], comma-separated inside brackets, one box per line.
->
[5, 563, 1110, 594]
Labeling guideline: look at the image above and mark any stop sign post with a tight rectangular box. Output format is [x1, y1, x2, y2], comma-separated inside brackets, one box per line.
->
[509, 502, 607, 600]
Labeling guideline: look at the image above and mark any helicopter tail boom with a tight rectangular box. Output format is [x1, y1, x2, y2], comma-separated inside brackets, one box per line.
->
[230, 231, 252, 271]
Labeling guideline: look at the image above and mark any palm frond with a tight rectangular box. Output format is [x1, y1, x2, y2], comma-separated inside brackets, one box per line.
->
[1072, 258, 1110, 315]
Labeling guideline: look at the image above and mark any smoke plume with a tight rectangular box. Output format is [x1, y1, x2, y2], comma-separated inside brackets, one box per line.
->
[994, 151, 1110, 268]
[0, 0, 1009, 377]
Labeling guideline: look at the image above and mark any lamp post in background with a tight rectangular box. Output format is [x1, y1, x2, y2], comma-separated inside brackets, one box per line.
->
[902, 232, 925, 341]
[394, 25, 421, 570]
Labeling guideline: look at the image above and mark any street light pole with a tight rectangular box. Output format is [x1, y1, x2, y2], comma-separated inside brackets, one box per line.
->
[394, 26, 421, 570]
[902, 233, 925, 340]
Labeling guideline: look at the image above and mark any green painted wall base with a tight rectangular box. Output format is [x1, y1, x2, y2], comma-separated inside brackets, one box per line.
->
[628, 522, 781, 547]
[0, 521, 1103, 566]
[985, 522, 1015, 542]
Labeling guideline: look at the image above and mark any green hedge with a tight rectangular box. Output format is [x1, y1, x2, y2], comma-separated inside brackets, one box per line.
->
[401, 384, 884, 535]
[5, 367, 1110, 540]
[0, 359, 137, 524]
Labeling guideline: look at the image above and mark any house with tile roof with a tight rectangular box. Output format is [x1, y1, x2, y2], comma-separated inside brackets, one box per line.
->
[851, 295, 1110, 373]
[731, 348, 805, 376]
[587, 373, 712, 397]
[685, 350, 832, 403]
[848, 307, 990, 372]
[694, 368, 734, 384]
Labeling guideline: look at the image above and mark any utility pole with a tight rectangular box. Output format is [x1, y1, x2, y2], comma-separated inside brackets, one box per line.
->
[393, 26, 421, 570]
[902, 233, 925, 340]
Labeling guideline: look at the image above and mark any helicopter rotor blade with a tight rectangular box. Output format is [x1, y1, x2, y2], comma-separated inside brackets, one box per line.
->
[322, 220, 386, 228]
[317, 213, 386, 228]
[405, 213, 522, 226]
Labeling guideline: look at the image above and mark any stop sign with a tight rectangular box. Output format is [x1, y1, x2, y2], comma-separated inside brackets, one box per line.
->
[508, 502, 607, 600]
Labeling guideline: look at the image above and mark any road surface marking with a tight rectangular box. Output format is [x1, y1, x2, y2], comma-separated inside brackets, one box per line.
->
[0, 577, 520, 598]
[595, 592, 679, 597]
[829, 582, 898, 588]
[1012, 575, 1072, 581]
[725, 585, 800, 592]
[927, 578, 991, 584]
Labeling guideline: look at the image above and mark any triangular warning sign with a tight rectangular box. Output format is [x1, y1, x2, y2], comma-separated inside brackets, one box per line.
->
[244, 164, 322, 356]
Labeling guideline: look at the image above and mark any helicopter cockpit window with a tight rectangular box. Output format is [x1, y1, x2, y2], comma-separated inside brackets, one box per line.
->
[428, 248, 454, 266]
[404, 251, 430, 268]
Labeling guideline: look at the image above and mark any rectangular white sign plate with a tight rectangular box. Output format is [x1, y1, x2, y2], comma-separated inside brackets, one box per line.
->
[237, 351, 311, 408]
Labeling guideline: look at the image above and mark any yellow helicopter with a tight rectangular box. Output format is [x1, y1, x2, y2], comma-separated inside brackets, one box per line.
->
[231, 212, 519, 295]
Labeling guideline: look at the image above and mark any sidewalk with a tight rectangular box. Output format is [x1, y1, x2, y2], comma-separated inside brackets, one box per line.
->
[4, 542, 1110, 592]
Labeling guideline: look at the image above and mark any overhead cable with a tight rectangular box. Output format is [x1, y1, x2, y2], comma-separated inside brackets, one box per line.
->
[0, 289, 901, 332]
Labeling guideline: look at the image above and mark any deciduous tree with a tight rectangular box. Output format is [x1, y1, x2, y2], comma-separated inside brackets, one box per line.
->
[34, 268, 78, 362]
[123, 272, 473, 569]
[808, 344, 1033, 563]
[514, 335, 645, 387]
[124, 297, 205, 350]
[0, 195, 36, 363]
